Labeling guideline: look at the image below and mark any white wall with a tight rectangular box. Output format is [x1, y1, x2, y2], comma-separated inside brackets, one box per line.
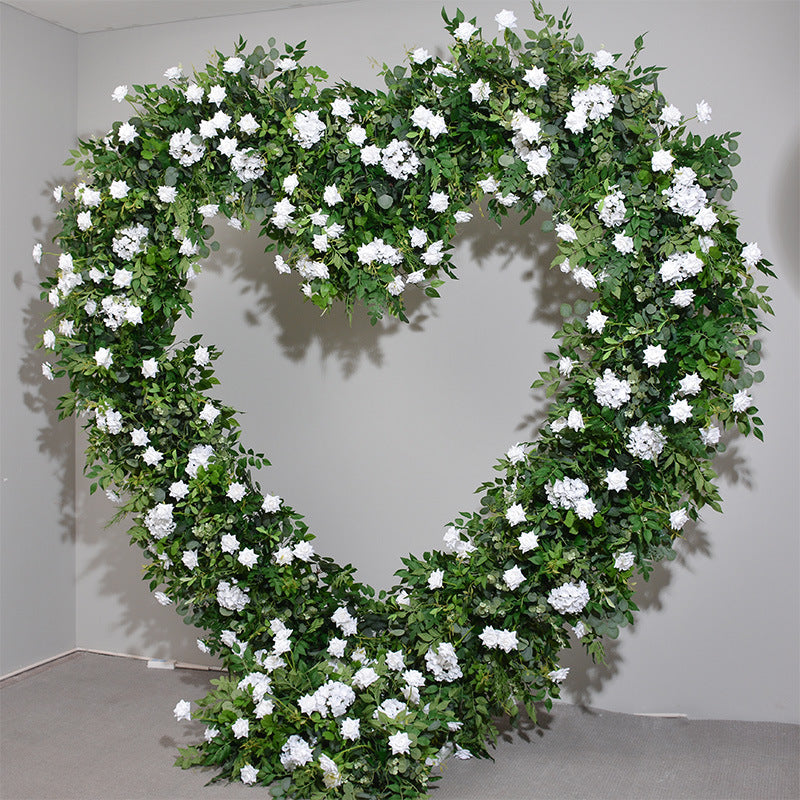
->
[0, 4, 77, 674]
[19, 0, 796, 721]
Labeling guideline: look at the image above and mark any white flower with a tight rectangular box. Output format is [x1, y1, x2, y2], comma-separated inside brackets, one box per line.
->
[694, 206, 718, 231]
[231, 717, 250, 739]
[293, 541, 314, 561]
[558, 357, 575, 377]
[555, 222, 578, 241]
[341, 717, 360, 740]
[130, 428, 149, 446]
[157, 185, 177, 203]
[273, 546, 293, 566]
[202, 724, 218, 740]
[696, 100, 712, 123]
[42, 362, 54, 380]
[518, 530, 539, 552]
[240, 764, 258, 785]
[495, 9, 517, 29]
[352, 667, 379, 689]
[199, 403, 220, 425]
[323, 184, 343, 205]
[626, 421, 666, 460]
[454, 21, 477, 41]
[564, 108, 587, 134]
[154, 591, 171, 606]
[428, 569, 444, 589]
[227, 482, 246, 502]
[411, 47, 430, 64]
[42, 329, 56, 349]
[109, 180, 129, 199]
[222, 55, 245, 74]
[742, 242, 762, 267]
[141, 358, 158, 379]
[360, 144, 381, 165]
[652, 149, 675, 172]
[547, 580, 590, 615]
[593, 49, 615, 71]
[221, 533, 240, 554]
[614, 551, 635, 571]
[143, 447, 163, 466]
[700, 425, 721, 446]
[506, 503, 526, 526]
[567, 409, 584, 431]
[111, 84, 127, 103]
[346, 125, 367, 146]
[586, 310, 608, 334]
[613, 232, 634, 253]
[182, 550, 199, 569]
[173, 699, 191, 721]
[572, 621, 587, 639]
[668, 399, 693, 423]
[575, 497, 597, 519]
[194, 346, 210, 366]
[94, 347, 113, 369]
[262, 494, 282, 512]
[454, 210, 473, 223]
[605, 468, 628, 492]
[59, 319, 75, 336]
[389, 731, 412, 755]
[732, 390, 752, 413]
[503, 565, 525, 591]
[428, 191, 449, 212]
[523, 67, 548, 89]
[678, 373, 702, 396]
[292, 109, 326, 149]
[238, 548, 258, 569]
[469, 79, 491, 103]
[549, 667, 570, 683]
[425, 642, 463, 681]
[660, 104, 682, 127]
[32, 242, 44, 263]
[112, 268, 132, 288]
[670, 507, 690, 530]
[596, 190, 626, 227]
[672, 289, 695, 308]
[643, 344, 667, 368]
[53, 186, 63, 202]
[208, 85, 226, 105]
[216, 580, 249, 612]
[506, 443, 525, 464]
[387, 276, 405, 296]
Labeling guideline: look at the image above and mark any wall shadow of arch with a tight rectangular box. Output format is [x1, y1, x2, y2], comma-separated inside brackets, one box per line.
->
[19, 191, 77, 550]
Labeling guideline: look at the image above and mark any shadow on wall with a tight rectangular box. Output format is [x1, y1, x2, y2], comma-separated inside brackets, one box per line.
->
[18, 185, 77, 550]
[38, 193, 719, 701]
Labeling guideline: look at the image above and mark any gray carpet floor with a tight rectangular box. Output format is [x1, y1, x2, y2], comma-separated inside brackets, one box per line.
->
[1, 652, 797, 800]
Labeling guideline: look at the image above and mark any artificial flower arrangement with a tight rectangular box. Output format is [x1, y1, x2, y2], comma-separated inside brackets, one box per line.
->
[36, 3, 772, 798]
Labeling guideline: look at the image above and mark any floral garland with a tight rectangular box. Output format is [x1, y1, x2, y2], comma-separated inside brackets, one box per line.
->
[36, 4, 773, 798]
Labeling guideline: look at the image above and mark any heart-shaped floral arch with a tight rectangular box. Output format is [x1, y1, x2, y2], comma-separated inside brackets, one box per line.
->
[37, 3, 773, 797]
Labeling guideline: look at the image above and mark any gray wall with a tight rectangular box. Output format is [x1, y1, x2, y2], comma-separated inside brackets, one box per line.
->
[0, 4, 77, 674]
[6, 0, 798, 722]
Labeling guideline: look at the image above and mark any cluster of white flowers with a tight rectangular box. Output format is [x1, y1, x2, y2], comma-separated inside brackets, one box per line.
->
[659, 251, 704, 284]
[186, 443, 215, 478]
[662, 167, 717, 229]
[565, 84, 615, 133]
[298, 680, 356, 718]
[231, 149, 265, 182]
[357, 238, 403, 267]
[169, 129, 205, 166]
[596, 189, 626, 227]
[613, 551, 635, 570]
[380, 139, 420, 180]
[411, 105, 447, 138]
[626, 421, 667, 460]
[547, 580, 590, 614]
[111, 223, 148, 261]
[442, 526, 476, 558]
[593, 369, 632, 408]
[144, 503, 175, 540]
[546, 477, 597, 519]
[331, 606, 357, 635]
[99, 295, 142, 329]
[425, 642, 462, 682]
[280, 735, 314, 770]
[216, 580, 249, 612]
[478, 626, 519, 652]
[292, 110, 326, 148]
